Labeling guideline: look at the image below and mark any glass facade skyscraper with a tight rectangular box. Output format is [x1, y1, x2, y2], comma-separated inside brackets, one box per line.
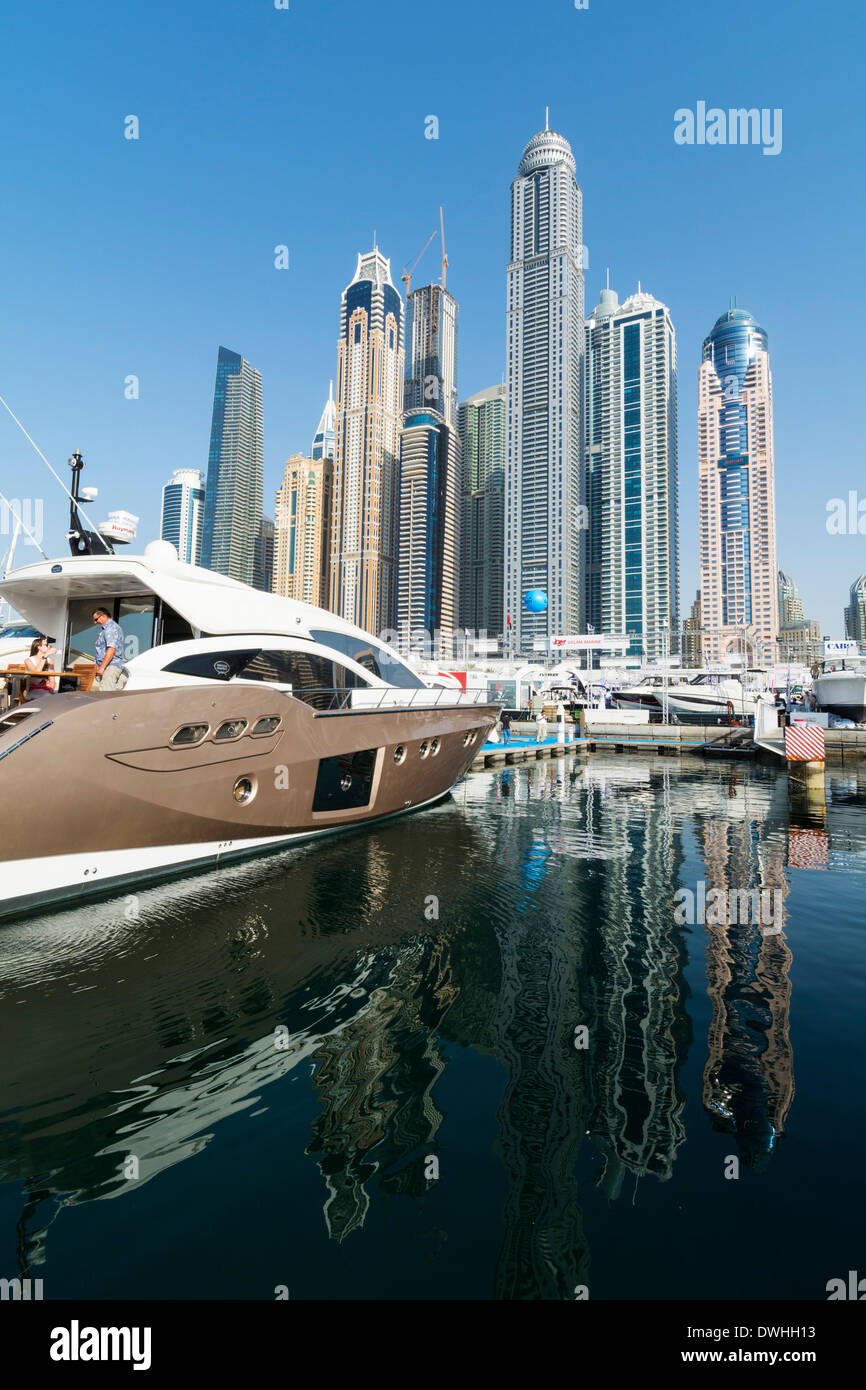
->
[403, 285, 458, 428]
[160, 468, 204, 565]
[201, 345, 263, 586]
[845, 575, 866, 648]
[778, 571, 804, 626]
[698, 309, 779, 664]
[396, 279, 462, 656]
[458, 383, 505, 638]
[396, 412, 461, 655]
[311, 382, 336, 461]
[505, 122, 585, 653]
[585, 285, 678, 659]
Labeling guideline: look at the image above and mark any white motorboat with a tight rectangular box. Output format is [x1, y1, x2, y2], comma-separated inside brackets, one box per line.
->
[0, 618, 44, 665]
[663, 673, 777, 722]
[814, 660, 866, 723]
[612, 673, 689, 711]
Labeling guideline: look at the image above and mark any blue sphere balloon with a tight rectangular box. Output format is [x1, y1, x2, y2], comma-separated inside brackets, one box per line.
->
[524, 589, 548, 614]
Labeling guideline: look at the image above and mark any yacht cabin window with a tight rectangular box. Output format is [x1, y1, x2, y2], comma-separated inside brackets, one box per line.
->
[163, 648, 372, 710]
[164, 650, 259, 681]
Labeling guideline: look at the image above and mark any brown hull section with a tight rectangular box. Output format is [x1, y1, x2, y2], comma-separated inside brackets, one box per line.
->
[0, 688, 497, 862]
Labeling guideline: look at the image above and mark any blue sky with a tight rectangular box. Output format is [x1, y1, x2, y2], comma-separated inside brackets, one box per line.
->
[0, 0, 863, 634]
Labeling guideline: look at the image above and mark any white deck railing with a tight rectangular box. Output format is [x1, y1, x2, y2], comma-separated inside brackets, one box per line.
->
[349, 686, 493, 711]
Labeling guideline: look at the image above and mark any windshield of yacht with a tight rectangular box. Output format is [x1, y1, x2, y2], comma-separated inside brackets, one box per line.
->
[308, 629, 425, 689]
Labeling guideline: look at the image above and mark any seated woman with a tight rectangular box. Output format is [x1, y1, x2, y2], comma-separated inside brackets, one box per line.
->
[24, 636, 58, 699]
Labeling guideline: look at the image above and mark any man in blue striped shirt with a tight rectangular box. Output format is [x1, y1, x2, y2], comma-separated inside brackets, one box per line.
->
[92, 608, 129, 691]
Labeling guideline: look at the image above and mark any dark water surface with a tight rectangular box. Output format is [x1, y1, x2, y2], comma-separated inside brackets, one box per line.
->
[1, 755, 864, 1300]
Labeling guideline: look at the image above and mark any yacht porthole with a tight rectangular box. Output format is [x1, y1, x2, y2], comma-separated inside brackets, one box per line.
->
[233, 777, 256, 805]
[419, 740, 430, 758]
[252, 716, 281, 736]
[463, 731, 472, 747]
[171, 723, 209, 747]
[214, 719, 247, 742]
[394, 745, 406, 764]
[430, 737, 440, 755]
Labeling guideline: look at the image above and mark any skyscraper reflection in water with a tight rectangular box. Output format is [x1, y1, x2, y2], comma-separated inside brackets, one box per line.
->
[699, 776, 794, 1168]
[580, 763, 690, 1197]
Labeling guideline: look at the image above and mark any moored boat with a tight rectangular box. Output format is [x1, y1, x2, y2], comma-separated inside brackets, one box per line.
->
[663, 672, 777, 722]
[0, 544, 497, 919]
[813, 661, 866, 724]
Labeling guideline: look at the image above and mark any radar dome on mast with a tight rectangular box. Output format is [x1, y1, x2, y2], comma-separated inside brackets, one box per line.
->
[97, 510, 140, 546]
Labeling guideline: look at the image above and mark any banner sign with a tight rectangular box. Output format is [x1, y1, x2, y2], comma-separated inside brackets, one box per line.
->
[549, 634, 631, 651]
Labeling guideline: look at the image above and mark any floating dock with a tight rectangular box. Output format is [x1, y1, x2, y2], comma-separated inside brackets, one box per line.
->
[471, 720, 866, 771]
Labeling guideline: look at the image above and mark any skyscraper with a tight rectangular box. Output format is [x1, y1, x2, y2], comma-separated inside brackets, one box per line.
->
[698, 308, 779, 665]
[459, 383, 506, 639]
[254, 515, 275, 593]
[311, 382, 336, 461]
[777, 570, 804, 626]
[844, 574, 866, 648]
[396, 279, 462, 656]
[403, 284, 458, 427]
[776, 570, 821, 664]
[160, 468, 205, 565]
[505, 120, 585, 653]
[683, 591, 702, 667]
[201, 345, 263, 586]
[330, 249, 404, 634]
[585, 283, 678, 659]
[396, 412, 462, 657]
[274, 453, 333, 606]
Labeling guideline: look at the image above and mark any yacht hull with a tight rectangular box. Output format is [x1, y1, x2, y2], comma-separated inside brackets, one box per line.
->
[612, 689, 661, 711]
[0, 687, 497, 920]
[814, 671, 866, 724]
[663, 693, 773, 721]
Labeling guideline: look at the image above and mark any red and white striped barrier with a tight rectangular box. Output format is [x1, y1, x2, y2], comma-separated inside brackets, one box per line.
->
[785, 724, 825, 762]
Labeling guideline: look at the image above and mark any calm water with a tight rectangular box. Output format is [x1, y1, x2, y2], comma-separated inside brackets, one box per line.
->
[1, 755, 864, 1300]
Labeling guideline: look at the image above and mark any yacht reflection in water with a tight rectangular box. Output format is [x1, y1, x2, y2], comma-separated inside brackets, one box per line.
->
[0, 758, 811, 1296]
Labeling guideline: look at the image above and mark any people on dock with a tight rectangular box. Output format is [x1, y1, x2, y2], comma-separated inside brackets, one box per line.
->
[92, 608, 129, 690]
[535, 709, 548, 744]
[24, 636, 58, 698]
[500, 710, 513, 745]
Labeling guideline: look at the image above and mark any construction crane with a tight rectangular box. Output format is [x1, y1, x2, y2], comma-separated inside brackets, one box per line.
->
[440, 206, 448, 291]
[401, 229, 438, 300]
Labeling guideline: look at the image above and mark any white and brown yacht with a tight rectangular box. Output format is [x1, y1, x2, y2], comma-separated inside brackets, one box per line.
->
[0, 542, 497, 919]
